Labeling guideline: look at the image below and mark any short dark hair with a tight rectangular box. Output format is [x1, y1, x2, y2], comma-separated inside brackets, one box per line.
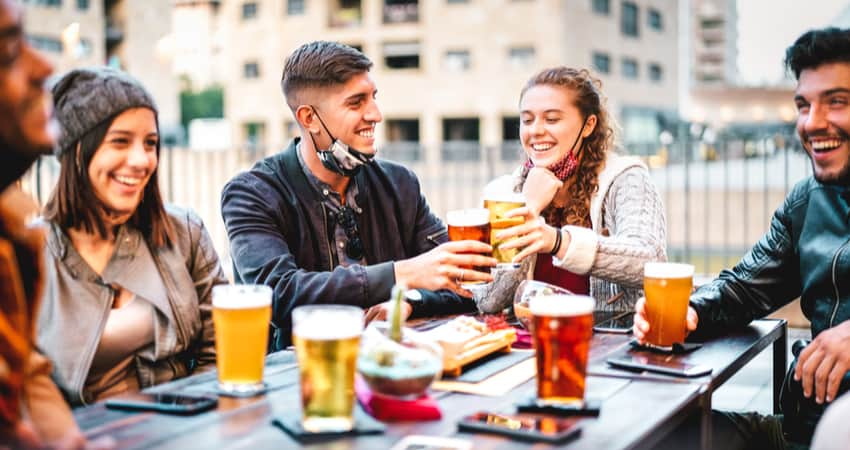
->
[785, 27, 850, 80]
[281, 41, 373, 111]
[43, 111, 174, 248]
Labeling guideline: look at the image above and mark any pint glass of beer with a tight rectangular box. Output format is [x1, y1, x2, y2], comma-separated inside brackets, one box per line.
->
[643, 262, 694, 349]
[292, 305, 363, 433]
[531, 295, 594, 404]
[446, 208, 492, 274]
[212, 284, 272, 396]
[483, 193, 526, 263]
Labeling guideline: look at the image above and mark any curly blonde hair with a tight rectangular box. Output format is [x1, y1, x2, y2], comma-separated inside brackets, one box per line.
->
[515, 67, 616, 228]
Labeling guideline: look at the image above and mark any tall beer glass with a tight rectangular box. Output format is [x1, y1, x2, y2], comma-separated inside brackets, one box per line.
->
[292, 305, 363, 433]
[643, 262, 694, 349]
[483, 192, 526, 264]
[212, 284, 272, 396]
[446, 208, 492, 274]
[531, 295, 594, 404]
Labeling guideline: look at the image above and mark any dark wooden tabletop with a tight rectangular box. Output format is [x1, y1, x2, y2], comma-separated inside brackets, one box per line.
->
[74, 319, 786, 450]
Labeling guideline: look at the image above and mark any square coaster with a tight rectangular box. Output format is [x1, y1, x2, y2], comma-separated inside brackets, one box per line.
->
[272, 411, 386, 443]
[629, 340, 702, 354]
[515, 396, 601, 417]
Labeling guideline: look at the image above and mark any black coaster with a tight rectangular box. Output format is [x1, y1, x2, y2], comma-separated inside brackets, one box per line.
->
[629, 340, 702, 354]
[272, 412, 386, 443]
[515, 396, 601, 417]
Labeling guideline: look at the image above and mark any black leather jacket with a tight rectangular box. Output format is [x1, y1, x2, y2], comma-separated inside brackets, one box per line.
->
[690, 176, 850, 442]
[221, 139, 474, 350]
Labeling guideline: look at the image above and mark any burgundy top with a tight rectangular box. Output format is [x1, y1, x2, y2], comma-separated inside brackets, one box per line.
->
[533, 253, 590, 295]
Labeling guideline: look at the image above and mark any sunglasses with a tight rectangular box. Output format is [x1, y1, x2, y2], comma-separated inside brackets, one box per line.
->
[336, 205, 364, 260]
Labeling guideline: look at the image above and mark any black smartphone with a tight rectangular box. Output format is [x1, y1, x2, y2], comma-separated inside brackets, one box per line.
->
[592, 311, 634, 334]
[458, 412, 581, 444]
[105, 392, 218, 415]
[606, 351, 711, 377]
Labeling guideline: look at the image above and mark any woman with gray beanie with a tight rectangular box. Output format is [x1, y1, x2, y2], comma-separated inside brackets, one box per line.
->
[36, 67, 228, 405]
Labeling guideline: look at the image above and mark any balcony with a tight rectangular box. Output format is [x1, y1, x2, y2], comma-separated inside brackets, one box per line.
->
[381, 141, 422, 162]
[441, 141, 481, 162]
[383, 1, 418, 24]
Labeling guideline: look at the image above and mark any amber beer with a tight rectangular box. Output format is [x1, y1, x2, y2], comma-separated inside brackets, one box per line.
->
[531, 295, 594, 404]
[446, 208, 492, 273]
[483, 193, 526, 263]
[292, 305, 363, 433]
[643, 262, 694, 348]
[212, 285, 272, 396]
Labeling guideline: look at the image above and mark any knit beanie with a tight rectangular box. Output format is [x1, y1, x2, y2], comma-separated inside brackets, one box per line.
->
[50, 67, 158, 157]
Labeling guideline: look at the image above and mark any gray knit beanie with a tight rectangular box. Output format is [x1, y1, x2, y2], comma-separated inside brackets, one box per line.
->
[50, 67, 158, 157]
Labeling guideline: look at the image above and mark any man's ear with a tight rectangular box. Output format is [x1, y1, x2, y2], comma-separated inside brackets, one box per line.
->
[582, 114, 598, 138]
[295, 105, 320, 134]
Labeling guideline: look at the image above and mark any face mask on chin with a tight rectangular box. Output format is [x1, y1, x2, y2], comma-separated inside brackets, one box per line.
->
[308, 107, 375, 177]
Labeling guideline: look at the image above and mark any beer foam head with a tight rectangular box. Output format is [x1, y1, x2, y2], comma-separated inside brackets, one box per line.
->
[292, 305, 363, 340]
[482, 190, 526, 205]
[644, 262, 695, 279]
[529, 295, 594, 317]
[446, 208, 490, 227]
[212, 284, 272, 309]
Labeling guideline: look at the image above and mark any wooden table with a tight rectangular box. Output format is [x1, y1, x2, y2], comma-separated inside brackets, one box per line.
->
[75, 319, 786, 450]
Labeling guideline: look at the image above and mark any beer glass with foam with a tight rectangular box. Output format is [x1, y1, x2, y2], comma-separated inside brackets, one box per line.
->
[446, 208, 491, 274]
[531, 295, 594, 404]
[212, 284, 272, 396]
[643, 262, 694, 349]
[292, 305, 363, 433]
[483, 192, 526, 263]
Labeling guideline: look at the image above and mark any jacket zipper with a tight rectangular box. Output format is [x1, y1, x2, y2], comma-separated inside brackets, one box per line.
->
[153, 245, 191, 351]
[321, 204, 334, 271]
[426, 229, 447, 246]
[828, 240, 849, 327]
[77, 283, 112, 405]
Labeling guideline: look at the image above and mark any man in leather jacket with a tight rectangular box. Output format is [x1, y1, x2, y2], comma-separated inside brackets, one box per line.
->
[221, 41, 497, 350]
[634, 27, 850, 449]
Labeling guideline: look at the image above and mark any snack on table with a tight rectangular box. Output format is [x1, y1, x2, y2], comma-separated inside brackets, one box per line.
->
[424, 316, 516, 363]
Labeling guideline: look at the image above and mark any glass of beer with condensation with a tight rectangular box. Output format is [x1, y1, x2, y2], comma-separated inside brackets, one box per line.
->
[483, 192, 526, 264]
[643, 262, 694, 350]
[531, 295, 594, 404]
[212, 284, 272, 396]
[292, 305, 363, 433]
[446, 208, 492, 274]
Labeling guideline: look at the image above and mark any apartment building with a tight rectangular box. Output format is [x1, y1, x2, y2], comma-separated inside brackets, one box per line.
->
[216, 0, 680, 160]
[691, 0, 737, 86]
[22, 0, 181, 140]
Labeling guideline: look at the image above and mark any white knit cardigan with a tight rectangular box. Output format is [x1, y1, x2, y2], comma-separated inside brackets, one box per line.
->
[486, 153, 667, 312]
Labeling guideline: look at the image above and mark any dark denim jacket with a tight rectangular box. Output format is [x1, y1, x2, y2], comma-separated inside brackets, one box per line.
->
[690, 177, 850, 443]
[221, 139, 474, 350]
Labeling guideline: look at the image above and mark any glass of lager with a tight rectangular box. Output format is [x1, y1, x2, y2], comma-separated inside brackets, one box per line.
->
[212, 284, 272, 396]
[292, 305, 363, 433]
[483, 192, 526, 264]
[446, 208, 492, 274]
[643, 262, 694, 349]
[531, 295, 594, 404]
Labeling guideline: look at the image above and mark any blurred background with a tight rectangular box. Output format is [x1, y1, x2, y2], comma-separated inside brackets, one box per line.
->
[19, 0, 850, 281]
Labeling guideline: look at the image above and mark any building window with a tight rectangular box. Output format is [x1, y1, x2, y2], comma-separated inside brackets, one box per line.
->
[447, 0, 468, 3]
[508, 46, 535, 69]
[384, 119, 421, 161]
[621, 1, 639, 37]
[242, 2, 258, 20]
[75, 38, 93, 58]
[384, 41, 420, 69]
[243, 122, 266, 154]
[330, 0, 362, 27]
[76, 0, 88, 10]
[648, 9, 662, 31]
[287, 0, 305, 15]
[27, 35, 63, 53]
[442, 118, 480, 161]
[243, 61, 260, 79]
[622, 57, 638, 79]
[592, 52, 610, 74]
[501, 116, 522, 160]
[592, 0, 609, 15]
[384, 0, 418, 24]
[443, 50, 471, 72]
[649, 63, 663, 82]
[31, 0, 62, 6]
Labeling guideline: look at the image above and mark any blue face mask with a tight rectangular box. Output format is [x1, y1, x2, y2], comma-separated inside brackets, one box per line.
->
[308, 107, 375, 177]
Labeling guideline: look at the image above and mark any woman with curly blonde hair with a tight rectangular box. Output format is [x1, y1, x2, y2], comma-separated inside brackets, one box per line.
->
[491, 66, 666, 313]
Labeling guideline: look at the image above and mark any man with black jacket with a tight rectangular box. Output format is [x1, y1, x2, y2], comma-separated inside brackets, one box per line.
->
[634, 27, 850, 449]
[221, 41, 496, 351]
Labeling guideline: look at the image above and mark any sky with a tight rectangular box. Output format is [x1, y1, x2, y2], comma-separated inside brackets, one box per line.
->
[737, 0, 849, 85]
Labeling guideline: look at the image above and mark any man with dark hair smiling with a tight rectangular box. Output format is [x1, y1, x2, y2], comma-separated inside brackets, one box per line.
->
[222, 41, 496, 351]
[633, 27, 850, 449]
[0, 0, 85, 447]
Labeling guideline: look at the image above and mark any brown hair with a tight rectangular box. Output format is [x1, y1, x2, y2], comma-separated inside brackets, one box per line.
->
[43, 111, 174, 248]
[516, 67, 616, 228]
[281, 41, 373, 111]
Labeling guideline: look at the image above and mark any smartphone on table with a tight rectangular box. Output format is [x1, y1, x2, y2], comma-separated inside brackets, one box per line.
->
[458, 411, 581, 444]
[606, 351, 711, 377]
[105, 392, 218, 415]
[592, 311, 634, 334]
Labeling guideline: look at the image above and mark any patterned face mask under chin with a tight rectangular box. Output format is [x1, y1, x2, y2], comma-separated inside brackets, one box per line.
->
[524, 115, 587, 181]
